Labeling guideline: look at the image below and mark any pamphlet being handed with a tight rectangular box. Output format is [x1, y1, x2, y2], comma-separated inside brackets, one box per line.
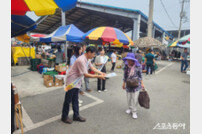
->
[105, 72, 117, 78]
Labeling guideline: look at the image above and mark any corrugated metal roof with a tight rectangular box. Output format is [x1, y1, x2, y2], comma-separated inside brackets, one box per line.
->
[31, 1, 173, 39]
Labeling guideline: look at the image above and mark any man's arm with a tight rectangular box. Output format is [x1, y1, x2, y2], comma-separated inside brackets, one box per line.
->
[90, 66, 106, 76]
[84, 73, 105, 79]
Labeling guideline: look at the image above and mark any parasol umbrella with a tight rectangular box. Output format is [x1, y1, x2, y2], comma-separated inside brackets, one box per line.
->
[178, 34, 190, 44]
[168, 40, 178, 47]
[82, 26, 134, 46]
[168, 34, 190, 48]
[11, 0, 77, 16]
[39, 24, 84, 42]
[15, 34, 30, 43]
[133, 37, 163, 48]
[178, 43, 190, 48]
[11, 15, 37, 37]
[30, 33, 47, 42]
[168, 41, 190, 48]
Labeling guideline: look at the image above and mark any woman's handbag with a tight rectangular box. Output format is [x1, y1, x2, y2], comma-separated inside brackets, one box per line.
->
[126, 66, 139, 89]
[138, 90, 150, 109]
[126, 77, 139, 88]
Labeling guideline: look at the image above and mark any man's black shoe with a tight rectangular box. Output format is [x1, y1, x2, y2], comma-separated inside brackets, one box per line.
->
[61, 117, 73, 124]
[73, 116, 86, 122]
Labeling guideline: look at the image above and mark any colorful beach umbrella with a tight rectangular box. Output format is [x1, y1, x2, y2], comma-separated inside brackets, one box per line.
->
[15, 34, 30, 43]
[11, 0, 77, 16]
[168, 40, 178, 47]
[11, 15, 37, 37]
[178, 34, 190, 44]
[29, 33, 47, 42]
[168, 34, 190, 48]
[83, 27, 134, 45]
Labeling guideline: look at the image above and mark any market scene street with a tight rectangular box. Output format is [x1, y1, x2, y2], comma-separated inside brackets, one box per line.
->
[11, 0, 190, 134]
[12, 60, 190, 134]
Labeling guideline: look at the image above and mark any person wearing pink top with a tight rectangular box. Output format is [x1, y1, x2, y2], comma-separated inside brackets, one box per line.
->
[61, 46, 106, 124]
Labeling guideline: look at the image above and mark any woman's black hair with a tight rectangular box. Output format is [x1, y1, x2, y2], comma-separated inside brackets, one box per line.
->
[73, 45, 82, 57]
[86, 46, 97, 53]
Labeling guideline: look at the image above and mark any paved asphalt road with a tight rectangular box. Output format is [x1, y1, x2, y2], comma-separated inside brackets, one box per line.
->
[13, 61, 190, 134]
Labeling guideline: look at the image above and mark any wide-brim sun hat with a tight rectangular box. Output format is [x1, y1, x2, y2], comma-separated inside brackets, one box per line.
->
[123, 53, 140, 66]
[123, 53, 137, 62]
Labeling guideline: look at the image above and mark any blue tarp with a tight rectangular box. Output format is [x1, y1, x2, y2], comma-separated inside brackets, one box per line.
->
[40, 24, 84, 43]
[11, 15, 36, 37]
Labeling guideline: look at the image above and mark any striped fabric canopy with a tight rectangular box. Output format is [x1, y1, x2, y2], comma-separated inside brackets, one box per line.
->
[11, 15, 37, 37]
[11, 0, 77, 16]
[40, 24, 84, 42]
[178, 34, 190, 44]
[168, 34, 190, 48]
[83, 27, 134, 45]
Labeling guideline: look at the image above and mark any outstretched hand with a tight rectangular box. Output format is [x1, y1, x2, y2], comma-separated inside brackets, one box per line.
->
[98, 75, 106, 80]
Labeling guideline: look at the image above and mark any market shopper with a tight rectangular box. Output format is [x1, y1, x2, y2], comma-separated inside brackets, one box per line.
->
[81, 44, 92, 93]
[145, 49, 155, 75]
[61, 46, 106, 124]
[55, 46, 64, 66]
[122, 53, 145, 119]
[69, 45, 82, 67]
[95, 48, 107, 92]
[135, 50, 143, 64]
[181, 48, 189, 73]
[69, 45, 86, 98]
[111, 50, 117, 72]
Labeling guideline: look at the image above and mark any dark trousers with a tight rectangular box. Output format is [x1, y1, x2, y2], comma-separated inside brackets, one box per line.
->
[97, 66, 106, 91]
[181, 60, 188, 72]
[111, 62, 116, 71]
[62, 88, 79, 119]
[146, 64, 153, 75]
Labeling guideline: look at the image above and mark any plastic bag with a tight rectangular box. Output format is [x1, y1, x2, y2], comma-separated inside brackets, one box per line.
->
[138, 90, 150, 109]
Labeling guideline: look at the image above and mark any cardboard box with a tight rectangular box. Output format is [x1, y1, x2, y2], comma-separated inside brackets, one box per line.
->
[55, 65, 66, 72]
[36, 54, 41, 59]
[44, 75, 54, 87]
[54, 78, 64, 87]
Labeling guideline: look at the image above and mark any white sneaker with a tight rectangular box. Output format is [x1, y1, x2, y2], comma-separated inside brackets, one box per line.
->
[79, 100, 83, 104]
[103, 89, 107, 92]
[98, 90, 101, 93]
[125, 109, 131, 114]
[79, 103, 82, 107]
[132, 113, 138, 119]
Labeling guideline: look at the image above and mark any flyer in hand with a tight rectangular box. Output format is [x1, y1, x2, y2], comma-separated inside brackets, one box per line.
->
[105, 72, 117, 78]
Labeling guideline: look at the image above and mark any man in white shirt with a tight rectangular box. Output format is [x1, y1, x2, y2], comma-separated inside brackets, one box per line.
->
[111, 50, 117, 72]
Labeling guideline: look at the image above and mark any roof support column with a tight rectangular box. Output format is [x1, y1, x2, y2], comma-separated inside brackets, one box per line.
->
[162, 32, 165, 44]
[61, 11, 66, 26]
[152, 27, 156, 38]
[61, 10, 67, 62]
[132, 14, 141, 41]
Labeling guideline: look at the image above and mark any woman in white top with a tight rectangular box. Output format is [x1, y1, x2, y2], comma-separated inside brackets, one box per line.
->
[95, 48, 108, 92]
